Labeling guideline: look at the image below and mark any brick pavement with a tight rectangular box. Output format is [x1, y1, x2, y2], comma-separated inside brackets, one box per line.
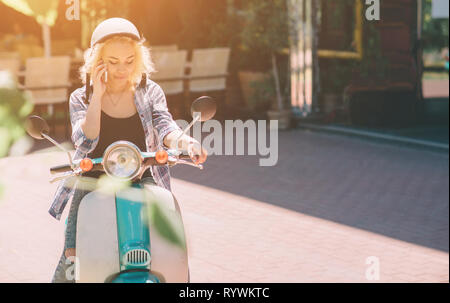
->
[172, 179, 448, 283]
[0, 128, 448, 282]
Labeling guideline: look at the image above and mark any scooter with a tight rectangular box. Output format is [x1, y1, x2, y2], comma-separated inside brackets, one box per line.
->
[25, 96, 216, 283]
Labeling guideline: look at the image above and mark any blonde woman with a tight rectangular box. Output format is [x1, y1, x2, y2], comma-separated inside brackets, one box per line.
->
[51, 18, 206, 282]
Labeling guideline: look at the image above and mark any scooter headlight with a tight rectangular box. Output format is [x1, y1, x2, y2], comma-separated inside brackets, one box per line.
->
[103, 141, 142, 180]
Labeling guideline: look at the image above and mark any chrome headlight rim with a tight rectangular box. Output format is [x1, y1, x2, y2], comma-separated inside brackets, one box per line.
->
[102, 141, 143, 180]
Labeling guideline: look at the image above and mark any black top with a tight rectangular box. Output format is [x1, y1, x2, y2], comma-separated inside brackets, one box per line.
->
[84, 110, 152, 179]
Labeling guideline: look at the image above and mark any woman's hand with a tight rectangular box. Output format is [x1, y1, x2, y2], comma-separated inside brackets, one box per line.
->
[81, 60, 106, 140]
[163, 130, 207, 165]
[92, 59, 107, 98]
[187, 140, 208, 165]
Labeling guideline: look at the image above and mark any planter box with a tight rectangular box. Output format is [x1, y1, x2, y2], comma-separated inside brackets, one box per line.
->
[267, 109, 292, 130]
[238, 71, 269, 110]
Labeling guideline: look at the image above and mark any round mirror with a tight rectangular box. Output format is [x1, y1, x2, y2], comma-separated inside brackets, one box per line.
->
[25, 116, 50, 140]
[190, 96, 216, 122]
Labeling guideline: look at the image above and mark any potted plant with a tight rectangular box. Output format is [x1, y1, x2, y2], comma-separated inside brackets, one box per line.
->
[320, 59, 352, 114]
[245, 74, 275, 119]
[238, 0, 291, 129]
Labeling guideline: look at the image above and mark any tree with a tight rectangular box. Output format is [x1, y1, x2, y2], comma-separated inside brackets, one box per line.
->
[423, 0, 449, 51]
[240, 0, 289, 111]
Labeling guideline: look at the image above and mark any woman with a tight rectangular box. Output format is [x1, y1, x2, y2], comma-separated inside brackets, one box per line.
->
[51, 18, 207, 282]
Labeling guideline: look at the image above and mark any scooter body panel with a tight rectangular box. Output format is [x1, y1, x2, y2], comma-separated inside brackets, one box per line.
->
[115, 184, 151, 271]
[111, 271, 160, 283]
[75, 183, 189, 283]
[143, 183, 189, 283]
[76, 190, 120, 283]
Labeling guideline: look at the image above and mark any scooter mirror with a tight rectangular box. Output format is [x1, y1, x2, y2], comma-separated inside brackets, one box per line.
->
[25, 115, 50, 140]
[190, 96, 216, 122]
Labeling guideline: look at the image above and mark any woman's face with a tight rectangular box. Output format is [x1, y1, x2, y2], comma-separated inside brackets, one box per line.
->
[101, 40, 136, 87]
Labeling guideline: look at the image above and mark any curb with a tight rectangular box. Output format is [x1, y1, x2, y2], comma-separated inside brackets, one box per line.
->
[297, 123, 449, 152]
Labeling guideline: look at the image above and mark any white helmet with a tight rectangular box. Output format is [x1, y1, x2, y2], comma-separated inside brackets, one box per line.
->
[90, 18, 141, 48]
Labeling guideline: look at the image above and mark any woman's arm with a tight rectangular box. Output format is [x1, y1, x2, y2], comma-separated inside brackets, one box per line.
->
[80, 93, 102, 140]
[69, 91, 99, 154]
[81, 60, 107, 140]
[150, 84, 207, 164]
[164, 130, 207, 165]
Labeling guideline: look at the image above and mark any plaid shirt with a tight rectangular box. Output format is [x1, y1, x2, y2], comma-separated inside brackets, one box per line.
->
[48, 79, 181, 220]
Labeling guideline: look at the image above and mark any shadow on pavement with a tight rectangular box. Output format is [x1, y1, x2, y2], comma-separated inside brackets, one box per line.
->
[171, 127, 449, 253]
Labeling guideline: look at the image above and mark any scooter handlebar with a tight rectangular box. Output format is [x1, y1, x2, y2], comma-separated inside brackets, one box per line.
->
[50, 164, 72, 174]
[51, 153, 195, 175]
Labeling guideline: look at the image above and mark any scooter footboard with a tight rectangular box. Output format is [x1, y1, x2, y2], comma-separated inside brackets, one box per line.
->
[143, 183, 189, 283]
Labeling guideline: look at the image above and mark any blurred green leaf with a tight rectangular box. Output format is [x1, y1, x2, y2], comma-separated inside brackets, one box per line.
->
[0, 71, 33, 158]
[0, 128, 11, 158]
[147, 201, 186, 250]
[19, 99, 33, 118]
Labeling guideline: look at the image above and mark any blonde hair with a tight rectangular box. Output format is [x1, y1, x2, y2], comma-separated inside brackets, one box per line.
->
[79, 35, 155, 87]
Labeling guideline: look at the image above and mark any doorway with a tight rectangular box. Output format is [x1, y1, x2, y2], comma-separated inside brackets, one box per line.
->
[420, 0, 449, 127]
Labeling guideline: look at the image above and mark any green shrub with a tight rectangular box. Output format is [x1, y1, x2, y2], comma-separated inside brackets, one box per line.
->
[0, 71, 33, 158]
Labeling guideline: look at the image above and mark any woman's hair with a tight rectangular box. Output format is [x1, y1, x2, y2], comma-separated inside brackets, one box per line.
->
[79, 35, 155, 87]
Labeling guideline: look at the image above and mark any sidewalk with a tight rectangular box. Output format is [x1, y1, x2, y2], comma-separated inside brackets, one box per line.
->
[423, 79, 449, 99]
[297, 97, 449, 152]
[297, 122, 449, 152]
[173, 179, 449, 283]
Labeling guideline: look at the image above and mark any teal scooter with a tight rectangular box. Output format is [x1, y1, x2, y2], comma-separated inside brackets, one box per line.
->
[26, 97, 216, 283]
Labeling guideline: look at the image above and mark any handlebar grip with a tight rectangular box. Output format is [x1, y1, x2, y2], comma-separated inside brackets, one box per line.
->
[50, 164, 72, 174]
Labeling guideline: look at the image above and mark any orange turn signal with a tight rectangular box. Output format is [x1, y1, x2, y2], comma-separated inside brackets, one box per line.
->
[155, 150, 168, 164]
[80, 158, 93, 172]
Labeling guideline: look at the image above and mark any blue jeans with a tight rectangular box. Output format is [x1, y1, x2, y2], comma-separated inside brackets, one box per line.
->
[51, 177, 156, 283]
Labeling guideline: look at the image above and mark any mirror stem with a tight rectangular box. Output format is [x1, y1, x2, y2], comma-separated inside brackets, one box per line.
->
[41, 133, 75, 169]
[175, 114, 201, 152]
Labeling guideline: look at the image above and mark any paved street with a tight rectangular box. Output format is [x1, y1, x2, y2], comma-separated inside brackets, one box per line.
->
[423, 79, 449, 99]
[0, 128, 448, 282]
